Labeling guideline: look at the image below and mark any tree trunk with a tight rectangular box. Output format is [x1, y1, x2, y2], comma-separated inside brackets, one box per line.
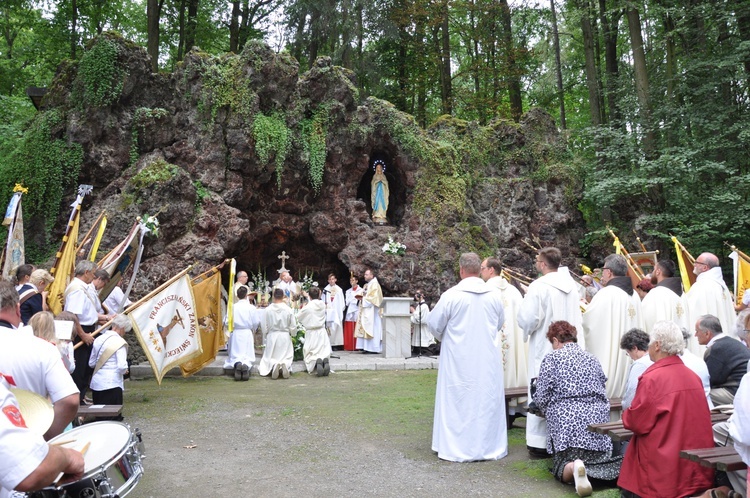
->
[176, 0, 187, 61]
[439, 0, 452, 115]
[415, 12, 427, 127]
[579, 0, 601, 125]
[70, 0, 77, 59]
[550, 0, 565, 129]
[499, 0, 522, 121]
[599, 0, 621, 128]
[736, 2, 750, 85]
[147, 0, 162, 71]
[229, 1, 240, 53]
[626, 6, 655, 156]
[184, 0, 199, 54]
[340, 0, 352, 68]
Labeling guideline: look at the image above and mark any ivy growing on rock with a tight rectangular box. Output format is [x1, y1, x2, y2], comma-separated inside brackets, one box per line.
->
[76, 38, 126, 108]
[130, 107, 169, 167]
[197, 54, 257, 127]
[299, 106, 329, 195]
[0, 109, 83, 233]
[252, 113, 291, 187]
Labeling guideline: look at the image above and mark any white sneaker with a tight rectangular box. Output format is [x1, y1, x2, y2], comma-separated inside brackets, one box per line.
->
[573, 459, 592, 497]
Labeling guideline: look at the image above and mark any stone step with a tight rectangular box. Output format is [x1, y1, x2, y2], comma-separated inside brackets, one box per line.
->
[130, 350, 439, 380]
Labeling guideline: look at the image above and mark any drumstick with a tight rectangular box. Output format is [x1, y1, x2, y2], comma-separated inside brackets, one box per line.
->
[50, 438, 77, 446]
[52, 441, 91, 487]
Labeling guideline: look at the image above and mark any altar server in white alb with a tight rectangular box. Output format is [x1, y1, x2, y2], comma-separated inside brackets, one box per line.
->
[685, 252, 736, 354]
[223, 286, 260, 381]
[298, 286, 332, 376]
[258, 289, 295, 379]
[582, 254, 644, 399]
[324, 273, 345, 349]
[640, 259, 688, 334]
[427, 252, 506, 462]
[517, 247, 582, 456]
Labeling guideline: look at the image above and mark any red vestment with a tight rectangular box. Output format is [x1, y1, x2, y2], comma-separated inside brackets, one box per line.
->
[618, 355, 714, 498]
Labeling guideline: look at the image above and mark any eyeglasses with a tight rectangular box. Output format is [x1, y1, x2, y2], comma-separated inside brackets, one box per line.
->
[694, 261, 707, 266]
[602, 267, 612, 272]
[480, 266, 488, 270]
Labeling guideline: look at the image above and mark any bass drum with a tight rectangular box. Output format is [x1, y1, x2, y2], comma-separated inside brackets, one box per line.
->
[29, 421, 144, 498]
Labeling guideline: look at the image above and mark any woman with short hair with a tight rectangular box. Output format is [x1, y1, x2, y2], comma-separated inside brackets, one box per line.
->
[534, 320, 622, 496]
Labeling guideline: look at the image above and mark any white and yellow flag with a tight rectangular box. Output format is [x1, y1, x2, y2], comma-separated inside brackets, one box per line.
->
[128, 270, 202, 384]
[1, 187, 25, 281]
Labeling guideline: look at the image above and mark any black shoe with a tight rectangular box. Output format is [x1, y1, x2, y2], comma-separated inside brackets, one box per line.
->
[315, 358, 324, 376]
[240, 363, 250, 381]
[527, 446, 549, 459]
[234, 362, 243, 381]
[322, 357, 330, 376]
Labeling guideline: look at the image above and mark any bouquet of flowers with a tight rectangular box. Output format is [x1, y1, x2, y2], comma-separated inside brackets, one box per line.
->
[249, 269, 270, 296]
[291, 317, 306, 361]
[140, 213, 160, 237]
[382, 236, 406, 256]
[299, 270, 316, 292]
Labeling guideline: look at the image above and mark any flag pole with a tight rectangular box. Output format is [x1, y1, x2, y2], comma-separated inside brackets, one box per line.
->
[73, 265, 194, 350]
[725, 242, 750, 264]
[75, 210, 106, 254]
[609, 229, 645, 279]
[632, 229, 648, 252]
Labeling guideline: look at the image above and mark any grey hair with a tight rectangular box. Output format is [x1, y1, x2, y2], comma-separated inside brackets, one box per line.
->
[459, 253, 481, 274]
[0, 280, 19, 311]
[111, 314, 132, 333]
[697, 314, 723, 337]
[74, 260, 97, 276]
[650, 320, 684, 356]
[604, 254, 628, 277]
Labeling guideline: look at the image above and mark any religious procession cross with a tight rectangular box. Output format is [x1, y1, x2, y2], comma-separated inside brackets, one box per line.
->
[278, 251, 290, 273]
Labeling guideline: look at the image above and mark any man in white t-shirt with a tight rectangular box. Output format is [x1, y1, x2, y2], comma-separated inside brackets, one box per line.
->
[0, 376, 84, 498]
[0, 281, 79, 440]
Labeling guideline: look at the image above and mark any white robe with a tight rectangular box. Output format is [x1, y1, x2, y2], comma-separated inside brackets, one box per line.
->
[582, 284, 644, 399]
[685, 267, 737, 355]
[257, 302, 295, 376]
[298, 300, 332, 373]
[324, 284, 345, 346]
[641, 285, 689, 334]
[355, 277, 383, 353]
[486, 276, 528, 390]
[427, 276, 507, 462]
[516, 269, 583, 449]
[223, 300, 260, 368]
[410, 302, 434, 347]
[345, 286, 361, 322]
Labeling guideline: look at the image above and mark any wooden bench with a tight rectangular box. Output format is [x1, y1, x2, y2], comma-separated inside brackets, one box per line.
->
[589, 412, 730, 443]
[75, 404, 123, 425]
[504, 389, 623, 429]
[680, 446, 747, 472]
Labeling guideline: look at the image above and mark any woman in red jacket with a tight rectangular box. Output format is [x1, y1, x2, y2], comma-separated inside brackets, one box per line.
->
[618, 320, 714, 498]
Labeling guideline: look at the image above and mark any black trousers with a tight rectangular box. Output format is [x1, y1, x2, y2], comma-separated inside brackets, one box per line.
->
[91, 387, 124, 421]
[72, 323, 96, 404]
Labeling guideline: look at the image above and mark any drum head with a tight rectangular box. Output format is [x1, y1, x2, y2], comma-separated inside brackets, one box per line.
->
[49, 421, 131, 473]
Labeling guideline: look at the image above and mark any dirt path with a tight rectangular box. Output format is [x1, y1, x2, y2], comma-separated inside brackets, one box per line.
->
[116, 370, 618, 497]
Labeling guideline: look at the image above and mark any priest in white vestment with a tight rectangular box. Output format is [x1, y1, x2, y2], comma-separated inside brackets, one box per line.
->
[641, 259, 688, 334]
[685, 252, 737, 355]
[323, 273, 345, 348]
[583, 254, 644, 399]
[517, 247, 583, 454]
[410, 290, 434, 348]
[232, 271, 249, 303]
[257, 289, 296, 378]
[481, 257, 527, 391]
[223, 287, 260, 379]
[354, 269, 383, 353]
[299, 286, 332, 376]
[275, 271, 299, 304]
[426, 252, 507, 462]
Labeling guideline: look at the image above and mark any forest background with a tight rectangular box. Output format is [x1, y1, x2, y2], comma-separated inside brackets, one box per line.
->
[1, 0, 749, 263]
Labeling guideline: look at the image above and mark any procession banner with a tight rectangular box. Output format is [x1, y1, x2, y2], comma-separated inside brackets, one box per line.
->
[97, 221, 140, 301]
[729, 250, 750, 307]
[47, 190, 86, 315]
[1, 187, 25, 280]
[629, 251, 659, 276]
[76, 210, 107, 262]
[128, 270, 202, 384]
[179, 265, 226, 377]
[672, 236, 696, 292]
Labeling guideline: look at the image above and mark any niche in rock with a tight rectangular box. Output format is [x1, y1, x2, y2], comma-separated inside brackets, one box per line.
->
[357, 153, 405, 226]
[227, 231, 350, 290]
